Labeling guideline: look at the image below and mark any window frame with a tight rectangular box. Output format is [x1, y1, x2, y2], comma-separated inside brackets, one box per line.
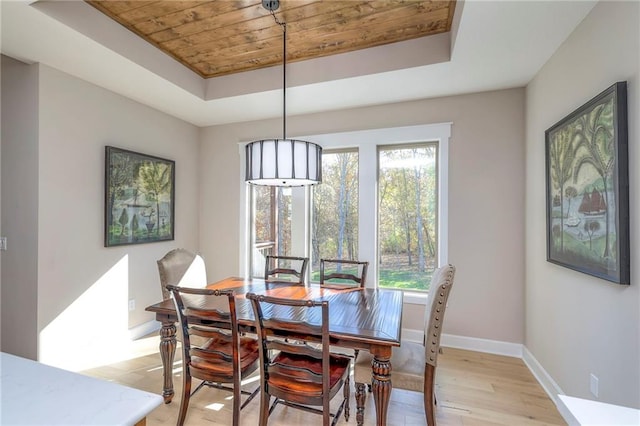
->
[239, 123, 451, 302]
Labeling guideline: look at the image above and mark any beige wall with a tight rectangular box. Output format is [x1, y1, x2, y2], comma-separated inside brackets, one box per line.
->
[525, 1, 639, 408]
[200, 88, 526, 344]
[1, 62, 201, 369]
[1, 56, 40, 359]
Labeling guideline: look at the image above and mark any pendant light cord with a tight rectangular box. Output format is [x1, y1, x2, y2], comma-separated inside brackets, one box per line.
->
[270, 10, 287, 140]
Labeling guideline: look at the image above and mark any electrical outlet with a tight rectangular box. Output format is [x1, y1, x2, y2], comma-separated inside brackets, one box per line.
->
[128, 299, 136, 311]
[590, 373, 599, 397]
[0, 237, 7, 251]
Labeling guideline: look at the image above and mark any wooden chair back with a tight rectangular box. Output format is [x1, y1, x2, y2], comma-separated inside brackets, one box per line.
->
[246, 293, 350, 425]
[264, 255, 309, 285]
[319, 258, 369, 289]
[167, 285, 259, 426]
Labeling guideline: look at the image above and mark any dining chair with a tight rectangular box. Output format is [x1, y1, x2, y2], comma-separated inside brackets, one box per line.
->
[264, 255, 309, 285]
[246, 292, 351, 426]
[319, 258, 369, 289]
[157, 248, 207, 300]
[353, 264, 456, 426]
[167, 285, 260, 426]
[318, 258, 369, 358]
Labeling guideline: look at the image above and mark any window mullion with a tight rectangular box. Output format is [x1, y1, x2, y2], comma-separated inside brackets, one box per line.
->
[359, 143, 378, 287]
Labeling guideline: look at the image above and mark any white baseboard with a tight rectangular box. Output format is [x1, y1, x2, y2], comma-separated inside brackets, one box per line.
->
[522, 346, 567, 414]
[441, 333, 523, 358]
[128, 320, 160, 340]
[402, 328, 424, 343]
[402, 329, 523, 358]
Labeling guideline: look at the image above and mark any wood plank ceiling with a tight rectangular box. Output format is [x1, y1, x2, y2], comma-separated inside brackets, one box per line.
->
[87, 0, 456, 79]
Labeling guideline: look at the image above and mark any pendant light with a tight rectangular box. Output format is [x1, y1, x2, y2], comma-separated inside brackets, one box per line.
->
[245, 0, 322, 187]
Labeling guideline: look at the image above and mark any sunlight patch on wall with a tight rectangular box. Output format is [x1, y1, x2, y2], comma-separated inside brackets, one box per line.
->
[178, 255, 207, 287]
[40, 255, 130, 371]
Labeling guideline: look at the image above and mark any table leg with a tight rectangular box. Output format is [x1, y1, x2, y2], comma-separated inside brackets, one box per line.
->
[159, 319, 176, 404]
[355, 382, 366, 425]
[371, 352, 392, 426]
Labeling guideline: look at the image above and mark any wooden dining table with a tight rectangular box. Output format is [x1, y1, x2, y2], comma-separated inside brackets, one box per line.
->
[146, 276, 403, 426]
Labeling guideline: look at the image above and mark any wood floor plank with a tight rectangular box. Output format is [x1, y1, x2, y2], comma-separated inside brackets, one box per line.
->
[81, 340, 566, 425]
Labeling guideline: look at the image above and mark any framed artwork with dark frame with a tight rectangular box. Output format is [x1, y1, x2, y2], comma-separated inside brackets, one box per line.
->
[105, 146, 175, 247]
[545, 81, 629, 284]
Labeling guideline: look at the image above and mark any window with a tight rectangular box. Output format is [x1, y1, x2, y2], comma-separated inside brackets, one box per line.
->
[241, 123, 450, 296]
[311, 150, 359, 281]
[249, 186, 293, 278]
[378, 144, 438, 291]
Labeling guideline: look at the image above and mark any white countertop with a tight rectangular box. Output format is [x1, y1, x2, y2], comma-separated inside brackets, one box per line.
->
[558, 394, 640, 426]
[1, 352, 163, 425]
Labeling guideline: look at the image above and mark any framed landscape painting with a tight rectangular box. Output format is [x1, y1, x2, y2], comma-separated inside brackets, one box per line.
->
[545, 82, 629, 284]
[105, 146, 175, 247]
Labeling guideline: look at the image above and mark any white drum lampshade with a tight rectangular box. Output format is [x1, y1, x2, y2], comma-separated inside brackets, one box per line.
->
[245, 139, 322, 187]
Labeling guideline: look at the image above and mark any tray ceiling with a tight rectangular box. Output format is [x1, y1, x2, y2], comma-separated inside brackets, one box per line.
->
[87, 0, 456, 78]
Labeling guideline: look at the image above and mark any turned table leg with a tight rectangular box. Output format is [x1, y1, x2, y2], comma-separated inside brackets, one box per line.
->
[371, 351, 392, 426]
[159, 318, 176, 404]
[355, 382, 366, 425]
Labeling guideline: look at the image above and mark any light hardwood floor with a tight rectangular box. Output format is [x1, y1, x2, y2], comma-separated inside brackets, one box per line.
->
[81, 335, 566, 426]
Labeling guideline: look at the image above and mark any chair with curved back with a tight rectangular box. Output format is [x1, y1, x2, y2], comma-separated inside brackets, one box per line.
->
[167, 285, 260, 426]
[319, 258, 369, 290]
[353, 264, 456, 426]
[157, 248, 207, 300]
[246, 292, 351, 426]
[264, 255, 308, 285]
[319, 258, 369, 358]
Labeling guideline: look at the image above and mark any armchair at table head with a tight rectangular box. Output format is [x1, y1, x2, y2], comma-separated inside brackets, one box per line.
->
[353, 264, 456, 426]
[157, 248, 206, 299]
[319, 258, 369, 289]
[264, 255, 309, 285]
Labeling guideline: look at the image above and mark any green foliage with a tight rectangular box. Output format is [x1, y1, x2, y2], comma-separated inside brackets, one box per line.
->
[253, 186, 273, 242]
[139, 161, 172, 237]
[552, 230, 612, 272]
[378, 268, 434, 291]
[118, 208, 129, 236]
[572, 98, 615, 258]
[312, 151, 359, 263]
[108, 152, 138, 228]
[131, 214, 139, 240]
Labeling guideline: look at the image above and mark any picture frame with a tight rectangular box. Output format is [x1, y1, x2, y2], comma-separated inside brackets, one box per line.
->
[545, 82, 629, 284]
[105, 146, 175, 247]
